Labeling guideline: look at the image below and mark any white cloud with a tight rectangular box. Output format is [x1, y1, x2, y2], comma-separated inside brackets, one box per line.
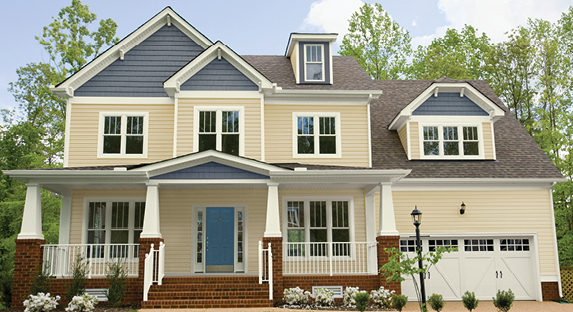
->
[301, 0, 364, 44]
[414, 0, 571, 45]
[412, 19, 417, 27]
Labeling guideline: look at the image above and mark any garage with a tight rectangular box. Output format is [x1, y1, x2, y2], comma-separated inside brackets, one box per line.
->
[399, 235, 540, 301]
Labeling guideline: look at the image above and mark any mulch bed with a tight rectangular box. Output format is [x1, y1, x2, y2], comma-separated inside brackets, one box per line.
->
[278, 303, 395, 311]
[3, 305, 140, 312]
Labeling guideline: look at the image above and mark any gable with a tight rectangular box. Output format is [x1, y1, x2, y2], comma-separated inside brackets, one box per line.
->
[180, 57, 258, 91]
[413, 92, 488, 116]
[75, 25, 204, 97]
[150, 161, 270, 179]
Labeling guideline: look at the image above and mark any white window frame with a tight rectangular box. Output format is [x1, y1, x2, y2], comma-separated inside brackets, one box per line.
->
[193, 106, 245, 156]
[417, 117, 486, 160]
[303, 44, 325, 82]
[97, 112, 149, 158]
[281, 196, 355, 259]
[292, 112, 342, 158]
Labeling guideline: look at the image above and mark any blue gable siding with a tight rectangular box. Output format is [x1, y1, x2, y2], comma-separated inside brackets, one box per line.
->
[151, 162, 269, 180]
[413, 92, 488, 116]
[75, 25, 204, 97]
[180, 57, 258, 91]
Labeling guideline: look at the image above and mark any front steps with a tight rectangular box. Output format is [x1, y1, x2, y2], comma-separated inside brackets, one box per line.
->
[141, 275, 273, 308]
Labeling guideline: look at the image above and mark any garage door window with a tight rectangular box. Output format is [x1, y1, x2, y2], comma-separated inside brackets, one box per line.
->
[429, 239, 458, 251]
[464, 239, 494, 251]
[500, 238, 530, 251]
[400, 239, 420, 252]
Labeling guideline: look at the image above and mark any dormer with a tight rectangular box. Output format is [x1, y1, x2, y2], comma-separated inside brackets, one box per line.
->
[285, 33, 337, 85]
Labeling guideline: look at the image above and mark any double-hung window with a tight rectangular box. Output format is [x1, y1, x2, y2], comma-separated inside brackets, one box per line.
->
[293, 113, 341, 157]
[194, 107, 243, 156]
[304, 44, 324, 82]
[98, 113, 148, 158]
[422, 125, 481, 158]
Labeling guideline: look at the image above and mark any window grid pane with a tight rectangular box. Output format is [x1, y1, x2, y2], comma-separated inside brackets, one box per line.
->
[104, 116, 121, 135]
[423, 126, 439, 156]
[111, 202, 129, 229]
[443, 126, 459, 156]
[199, 111, 216, 133]
[429, 239, 458, 252]
[134, 202, 145, 230]
[222, 111, 239, 133]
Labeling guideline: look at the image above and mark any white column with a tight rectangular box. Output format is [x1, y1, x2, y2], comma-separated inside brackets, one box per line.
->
[365, 193, 378, 272]
[18, 183, 44, 239]
[58, 195, 73, 244]
[377, 183, 399, 236]
[264, 182, 281, 237]
[140, 182, 162, 238]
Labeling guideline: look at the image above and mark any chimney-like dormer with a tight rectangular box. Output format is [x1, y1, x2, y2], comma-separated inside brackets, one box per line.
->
[285, 33, 337, 85]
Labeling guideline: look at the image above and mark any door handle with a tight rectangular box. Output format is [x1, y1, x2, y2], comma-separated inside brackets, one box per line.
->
[500, 271, 502, 278]
[496, 271, 498, 278]
[427, 272, 430, 279]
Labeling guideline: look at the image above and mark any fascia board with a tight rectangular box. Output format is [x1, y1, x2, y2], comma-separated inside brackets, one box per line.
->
[270, 169, 411, 184]
[394, 177, 566, 190]
[3, 170, 148, 184]
[264, 89, 382, 105]
[52, 7, 212, 98]
[285, 33, 338, 57]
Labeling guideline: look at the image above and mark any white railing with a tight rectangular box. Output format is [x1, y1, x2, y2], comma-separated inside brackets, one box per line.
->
[258, 241, 273, 300]
[42, 244, 139, 278]
[143, 242, 165, 302]
[283, 242, 377, 275]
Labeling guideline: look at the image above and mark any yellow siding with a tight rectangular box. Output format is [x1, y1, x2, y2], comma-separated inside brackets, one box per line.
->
[265, 105, 370, 167]
[67, 103, 174, 167]
[374, 190, 557, 276]
[176, 98, 262, 160]
[483, 122, 494, 159]
[398, 124, 408, 158]
[290, 42, 298, 80]
[409, 122, 420, 159]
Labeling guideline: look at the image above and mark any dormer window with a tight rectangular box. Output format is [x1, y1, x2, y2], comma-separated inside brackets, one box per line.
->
[305, 44, 324, 82]
[422, 125, 481, 158]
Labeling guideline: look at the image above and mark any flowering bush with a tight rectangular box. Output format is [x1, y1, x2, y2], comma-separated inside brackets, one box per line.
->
[23, 293, 60, 312]
[65, 294, 98, 312]
[370, 286, 395, 308]
[283, 287, 311, 305]
[343, 286, 362, 307]
[310, 288, 334, 306]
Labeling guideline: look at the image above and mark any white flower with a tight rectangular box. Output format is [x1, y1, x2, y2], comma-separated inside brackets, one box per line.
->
[23, 293, 60, 312]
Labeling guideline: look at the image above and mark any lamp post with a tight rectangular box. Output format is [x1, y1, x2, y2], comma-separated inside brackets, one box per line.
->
[411, 206, 426, 309]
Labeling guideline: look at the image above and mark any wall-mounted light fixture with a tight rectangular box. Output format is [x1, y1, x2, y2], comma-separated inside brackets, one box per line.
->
[460, 202, 466, 215]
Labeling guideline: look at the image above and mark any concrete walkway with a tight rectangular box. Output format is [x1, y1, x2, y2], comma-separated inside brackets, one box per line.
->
[140, 300, 573, 312]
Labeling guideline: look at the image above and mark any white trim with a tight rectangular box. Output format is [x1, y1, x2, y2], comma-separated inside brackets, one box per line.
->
[260, 95, 265, 162]
[63, 99, 72, 167]
[69, 97, 175, 105]
[406, 122, 411, 160]
[285, 33, 338, 57]
[303, 44, 325, 83]
[97, 112, 149, 159]
[367, 103, 372, 167]
[329, 41, 334, 84]
[394, 178, 564, 191]
[173, 98, 179, 158]
[540, 275, 560, 282]
[58, 195, 73, 244]
[174, 91, 263, 99]
[549, 188, 563, 298]
[192, 106, 245, 156]
[490, 122, 497, 160]
[292, 112, 342, 158]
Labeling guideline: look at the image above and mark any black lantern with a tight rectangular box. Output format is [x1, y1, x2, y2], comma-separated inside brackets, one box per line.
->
[411, 206, 422, 225]
[411, 206, 426, 308]
[460, 202, 466, 215]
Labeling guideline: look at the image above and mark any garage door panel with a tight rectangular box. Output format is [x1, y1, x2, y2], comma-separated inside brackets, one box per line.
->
[465, 256, 497, 299]
[428, 258, 462, 300]
[497, 256, 535, 300]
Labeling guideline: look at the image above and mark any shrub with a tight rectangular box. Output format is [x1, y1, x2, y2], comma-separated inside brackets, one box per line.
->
[493, 289, 514, 312]
[428, 293, 445, 312]
[354, 292, 370, 312]
[343, 286, 360, 307]
[105, 259, 128, 306]
[310, 288, 334, 306]
[30, 263, 51, 295]
[370, 286, 395, 308]
[23, 292, 60, 312]
[392, 294, 408, 312]
[462, 291, 479, 311]
[283, 287, 310, 305]
[65, 294, 98, 312]
[65, 254, 88, 302]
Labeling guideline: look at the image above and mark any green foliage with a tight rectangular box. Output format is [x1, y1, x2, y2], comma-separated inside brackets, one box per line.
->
[427, 293, 445, 312]
[65, 254, 88, 302]
[354, 292, 370, 312]
[105, 260, 128, 307]
[492, 289, 515, 312]
[461, 291, 479, 311]
[29, 263, 51, 295]
[339, 3, 411, 79]
[391, 294, 408, 312]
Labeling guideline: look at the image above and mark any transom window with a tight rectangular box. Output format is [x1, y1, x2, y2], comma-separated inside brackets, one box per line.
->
[422, 125, 480, 158]
[194, 107, 243, 156]
[293, 113, 340, 157]
[99, 113, 148, 158]
[305, 44, 324, 81]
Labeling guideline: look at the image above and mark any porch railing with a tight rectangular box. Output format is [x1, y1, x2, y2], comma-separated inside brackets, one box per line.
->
[42, 244, 139, 278]
[143, 242, 165, 301]
[258, 241, 273, 300]
[283, 242, 377, 275]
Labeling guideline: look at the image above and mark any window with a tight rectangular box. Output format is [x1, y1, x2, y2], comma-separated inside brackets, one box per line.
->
[293, 113, 341, 158]
[464, 239, 494, 252]
[194, 107, 244, 156]
[284, 198, 353, 257]
[304, 44, 324, 81]
[98, 113, 148, 158]
[422, 125, 480, 158]
[500, 238, 530, 251]
[84, 199, 145, 258]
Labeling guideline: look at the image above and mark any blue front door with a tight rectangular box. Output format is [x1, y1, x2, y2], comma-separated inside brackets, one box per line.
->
[205, 207, 234, 272]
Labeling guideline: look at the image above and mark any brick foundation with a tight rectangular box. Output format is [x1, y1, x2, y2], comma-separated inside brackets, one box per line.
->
[12, 239, 46, 307]
[262, 237, 283, 303]
[377, 235, 401, 293]
[541, 281, 560, 301]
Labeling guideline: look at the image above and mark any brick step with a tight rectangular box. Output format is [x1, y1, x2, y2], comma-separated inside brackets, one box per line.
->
[150, 282, 268, 292]
[141, 298, 273, 309]
[161, 276, 261, 284]
[148, 290, 269, 300]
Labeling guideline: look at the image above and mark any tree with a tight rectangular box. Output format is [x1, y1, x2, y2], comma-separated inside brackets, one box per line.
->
[339, 3, 412, 79]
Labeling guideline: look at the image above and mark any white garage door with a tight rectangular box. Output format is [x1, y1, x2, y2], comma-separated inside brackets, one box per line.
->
[400, 236, 538, 301]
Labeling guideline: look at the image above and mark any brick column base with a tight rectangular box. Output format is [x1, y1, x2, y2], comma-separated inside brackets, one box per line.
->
[541, 281, 560, 301]
[377, 235, 401, 294]
[12, 239, 46, 307]
[263, 237, 283, 304]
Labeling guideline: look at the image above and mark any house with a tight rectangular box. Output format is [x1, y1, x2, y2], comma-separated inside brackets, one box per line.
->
[6, 7, 565, 308]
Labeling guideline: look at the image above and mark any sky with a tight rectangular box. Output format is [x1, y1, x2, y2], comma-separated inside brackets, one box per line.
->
[0, 0, 571, 113]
